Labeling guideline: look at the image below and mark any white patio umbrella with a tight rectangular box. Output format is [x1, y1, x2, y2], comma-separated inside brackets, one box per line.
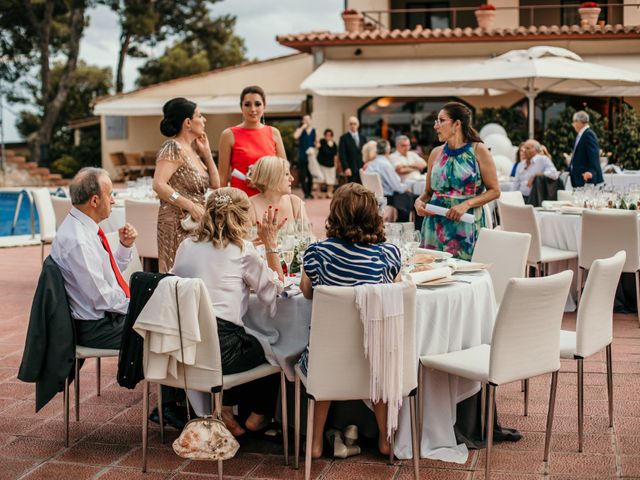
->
[391, 46, 640, 138]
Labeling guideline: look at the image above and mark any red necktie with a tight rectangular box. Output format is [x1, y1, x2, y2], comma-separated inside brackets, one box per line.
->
[97, 227, 130, 298]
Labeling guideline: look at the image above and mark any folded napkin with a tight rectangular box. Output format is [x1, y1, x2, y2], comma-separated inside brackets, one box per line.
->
[281, 285, 302, 298]
[541, 200, 573, 209]
[416, 247, 452, 259]
[408, 266, 452, 284]
[446, 260, 490, 272]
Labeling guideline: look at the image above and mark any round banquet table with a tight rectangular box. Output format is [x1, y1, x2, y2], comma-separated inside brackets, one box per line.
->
[243, 270, 497, 463]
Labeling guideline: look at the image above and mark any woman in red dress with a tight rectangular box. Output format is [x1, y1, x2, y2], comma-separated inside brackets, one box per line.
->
[218, 86, 287, 196]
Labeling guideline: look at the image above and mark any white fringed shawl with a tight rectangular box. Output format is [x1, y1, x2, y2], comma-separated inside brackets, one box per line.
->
[354, 283, 404, 439]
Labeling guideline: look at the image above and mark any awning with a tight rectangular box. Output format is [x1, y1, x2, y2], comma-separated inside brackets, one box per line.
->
[301, 58, 501, 97]
[94, 94, 306, 116]
[200, 94, 306, 114]
[578, 55, 640, 97]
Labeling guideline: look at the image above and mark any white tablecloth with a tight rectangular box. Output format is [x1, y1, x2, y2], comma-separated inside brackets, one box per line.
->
[604, 173, 640, 188]
[244, 271, 496, 463]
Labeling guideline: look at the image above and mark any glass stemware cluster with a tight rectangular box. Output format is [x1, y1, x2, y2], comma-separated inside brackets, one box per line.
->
[124, 177, 155, 200]
[278, 219, 315, 275]
[385, 223, 422, 271]
[571, 184, 640, 210]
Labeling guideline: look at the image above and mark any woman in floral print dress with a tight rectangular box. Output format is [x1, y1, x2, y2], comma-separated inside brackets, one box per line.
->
[415, 102, 500, 260]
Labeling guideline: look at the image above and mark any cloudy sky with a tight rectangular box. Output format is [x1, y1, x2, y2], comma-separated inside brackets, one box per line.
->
[3, 0, 344, 142]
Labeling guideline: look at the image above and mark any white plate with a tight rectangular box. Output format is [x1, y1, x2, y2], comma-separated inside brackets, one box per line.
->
[416, 248, 453, 259]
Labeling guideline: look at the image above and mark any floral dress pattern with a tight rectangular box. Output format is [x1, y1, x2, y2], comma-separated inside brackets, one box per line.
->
[421, 142, 486, 260]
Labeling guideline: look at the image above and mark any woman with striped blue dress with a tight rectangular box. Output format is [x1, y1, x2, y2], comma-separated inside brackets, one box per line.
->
[299, 183, 401, 459]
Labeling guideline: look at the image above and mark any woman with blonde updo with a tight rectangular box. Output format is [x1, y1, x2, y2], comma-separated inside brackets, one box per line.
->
[361, 140, 378, 170]
[171, 187, 286, 436]
[247, 155, 308, 226]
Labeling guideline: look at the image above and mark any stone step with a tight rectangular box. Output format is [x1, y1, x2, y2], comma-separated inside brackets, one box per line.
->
[51, 178, 69, 186]
[21, 162, 38, 170]
[47, 173, 63, 180]
[6, 155, 23, 164]
[33, 167, 51, 176]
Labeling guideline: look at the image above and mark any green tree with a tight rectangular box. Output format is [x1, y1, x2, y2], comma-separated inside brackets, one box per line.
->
[609, 104, 640, 169]
[135, 4, 246, 87]
[0, 0, 90, 166]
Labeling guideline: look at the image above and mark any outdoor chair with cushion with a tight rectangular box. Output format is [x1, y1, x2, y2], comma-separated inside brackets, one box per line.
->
[31, 188, 57, 262]
[51, 195, 72, 229]
[360, 169, 398, 222]
[125, 199, 159, 264]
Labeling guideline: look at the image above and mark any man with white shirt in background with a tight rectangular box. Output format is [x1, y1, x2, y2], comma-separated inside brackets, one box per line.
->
[365, 139, 415, 222]
[512, 139, 559, 202]
[389, 135, 427, 182]
[51, 167, 138, 349]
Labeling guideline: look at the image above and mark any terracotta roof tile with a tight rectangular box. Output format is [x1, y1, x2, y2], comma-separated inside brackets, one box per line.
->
[277, 24, 640, 52]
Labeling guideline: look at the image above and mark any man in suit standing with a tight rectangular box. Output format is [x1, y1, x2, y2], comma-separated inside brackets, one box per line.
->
[570, 110, 604, 187]
[339, 116, 367, 184]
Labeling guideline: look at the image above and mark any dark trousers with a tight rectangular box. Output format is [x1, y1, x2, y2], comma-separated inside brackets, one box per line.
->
[217, 319, 278, 416]
[386, 192, 415, 223]
[299, 158, 313, 197]
[74, 313, 125, 349]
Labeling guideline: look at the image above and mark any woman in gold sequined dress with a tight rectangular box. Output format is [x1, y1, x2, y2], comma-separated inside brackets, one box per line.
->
[152, 98, 220, 272]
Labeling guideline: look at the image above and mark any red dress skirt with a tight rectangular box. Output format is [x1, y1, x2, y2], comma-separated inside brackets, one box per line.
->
[230, 125, 277, 196]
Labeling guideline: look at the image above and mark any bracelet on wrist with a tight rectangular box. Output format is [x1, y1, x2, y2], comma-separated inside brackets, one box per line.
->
[265, 248, 279, 255]
[169, 191, 181, 203]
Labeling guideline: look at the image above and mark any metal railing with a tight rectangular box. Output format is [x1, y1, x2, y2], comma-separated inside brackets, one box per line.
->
[10, 189, 36, 238]
[361, 3, 640, 31]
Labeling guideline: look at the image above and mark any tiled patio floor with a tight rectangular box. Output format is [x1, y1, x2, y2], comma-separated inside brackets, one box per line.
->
[1, 196, 640, 479]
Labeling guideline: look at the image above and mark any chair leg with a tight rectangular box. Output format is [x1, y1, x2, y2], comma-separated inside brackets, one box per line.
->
[294, 374, 301, 470]
[544, 371, 559, 462]
[409, 395, 420, 480]
[576, 267, 584, 306]
[480, 383, 486, 442]
[214, 391, 223, 480]
[577, 358, 584, 453]
[606, 344, 614, 428]
[142, 381, 149, 473]
[64, 376, 70, 448]
[521, 379, 525, 392]
[388, 431, 395, 465]
[41, 242, 44, 263]
[96, 358, 101, 396]
[485, 384, 496, 480]
[280, 371, 289, 466]
[157, 384, 164, 444]
[305, 398, 315, 480]
[636, 270, 640, 327]
[524, 378, 530, 417]
[418, 363, 424, 433]
[74, 359, 80, 422]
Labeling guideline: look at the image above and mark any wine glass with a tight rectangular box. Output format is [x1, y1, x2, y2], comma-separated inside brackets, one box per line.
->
[281, 235, 296, 278]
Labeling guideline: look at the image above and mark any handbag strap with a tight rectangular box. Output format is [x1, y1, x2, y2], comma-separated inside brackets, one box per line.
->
[173, 280, 192, 422]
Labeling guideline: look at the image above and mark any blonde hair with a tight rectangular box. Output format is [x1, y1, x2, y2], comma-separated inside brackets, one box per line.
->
[361, 140, 377, 163]
[194, 187, 251, 249]
[246, 156, 289, 193]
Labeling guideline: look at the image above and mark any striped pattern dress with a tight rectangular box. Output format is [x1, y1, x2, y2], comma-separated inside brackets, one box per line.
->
[297, 237, 401, 374]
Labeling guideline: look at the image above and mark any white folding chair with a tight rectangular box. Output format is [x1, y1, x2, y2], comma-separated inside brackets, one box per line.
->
[51, 196, 72, 229]
[105, 231, 143, 283]
[579, 209, 640, 326]
[30, 188, 57, 261]
[559, 251, 625, 452]
[472, 228, 531, 305]
[360, 170, 399, 222]
[139, 277, 288, 478]
[498, 201, 577, 277]
[419, 271, 573, 480]
[124, 199, 159, 261]
[294, 282, 420, 480]
[498, 190, 525, 206]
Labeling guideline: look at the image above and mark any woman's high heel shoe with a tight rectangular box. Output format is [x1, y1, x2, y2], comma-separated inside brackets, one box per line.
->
[343, 425, 358, 447]
[326, 429, 361, 459]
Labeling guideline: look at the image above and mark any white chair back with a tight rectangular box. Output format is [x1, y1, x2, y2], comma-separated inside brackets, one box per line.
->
[105, 231, 143, 283]
[497, 202, 542, 264]
[472, 228, 531, 305]
[482, 203, 494, 229]
[580, 209, 640, 272]
[50, 196, 72, 229]
[489, 270, 573, 385]
[557, 190, 573, 203]
[125, 199, 159, 259]
[306, 282, 417, 401]
[575, 251, 626, 358]
[499, 191, 525, 206]
[360, 170, 385, 198]
[31, 188, 57, 242]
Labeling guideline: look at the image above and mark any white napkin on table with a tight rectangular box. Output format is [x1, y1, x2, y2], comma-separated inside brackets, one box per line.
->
[408, 266, 452, 284]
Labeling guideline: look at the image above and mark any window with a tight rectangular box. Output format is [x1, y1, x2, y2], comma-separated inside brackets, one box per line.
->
[105, 116, 128, 140]
[390, 0, 454, 30]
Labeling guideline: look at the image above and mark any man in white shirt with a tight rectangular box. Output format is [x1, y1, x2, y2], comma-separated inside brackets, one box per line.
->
[512, 139, 559, 200]
[389, 135, 427, 182]
[51, 167, 138, 349]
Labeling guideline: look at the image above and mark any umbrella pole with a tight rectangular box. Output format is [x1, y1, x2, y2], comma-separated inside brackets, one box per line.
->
[527, 92, 536, 139]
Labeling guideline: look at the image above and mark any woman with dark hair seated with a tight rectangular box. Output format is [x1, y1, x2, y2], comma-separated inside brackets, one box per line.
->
[299, 183, 402, 458]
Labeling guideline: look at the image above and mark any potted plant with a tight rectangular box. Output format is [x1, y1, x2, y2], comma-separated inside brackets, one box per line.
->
[342, 8, 364, 33]
[474, 4, 497, 30]
[578, 2, 601, 26]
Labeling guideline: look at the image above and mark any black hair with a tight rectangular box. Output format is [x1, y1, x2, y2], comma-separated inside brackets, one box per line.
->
[160, 97, 197, 137]
[324, 128, 334, 136]
[441, 102, 483, 144]
[240, 85, 266, 105]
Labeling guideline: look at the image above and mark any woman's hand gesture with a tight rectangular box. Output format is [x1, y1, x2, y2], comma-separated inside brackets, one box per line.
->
[446, 201, 471, 222]
[194, 133, 212, 160]
[256, 206, 287, 250]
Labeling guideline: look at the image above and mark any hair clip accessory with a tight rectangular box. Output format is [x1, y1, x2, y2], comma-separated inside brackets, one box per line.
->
[215, 194, 233, 207]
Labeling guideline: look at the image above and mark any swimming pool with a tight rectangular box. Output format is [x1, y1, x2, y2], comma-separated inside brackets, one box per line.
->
[0, 191, 40, 236]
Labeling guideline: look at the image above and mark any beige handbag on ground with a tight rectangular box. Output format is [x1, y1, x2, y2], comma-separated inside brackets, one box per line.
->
[170, 282, 240, 461]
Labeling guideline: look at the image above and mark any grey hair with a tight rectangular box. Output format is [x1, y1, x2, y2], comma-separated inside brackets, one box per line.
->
[69, 167, 110, 205]
[526, 139, 542, 153]
[395, 135, 410, 145]
[376, 139, 391, 155]
[573, 110, 590, 124]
